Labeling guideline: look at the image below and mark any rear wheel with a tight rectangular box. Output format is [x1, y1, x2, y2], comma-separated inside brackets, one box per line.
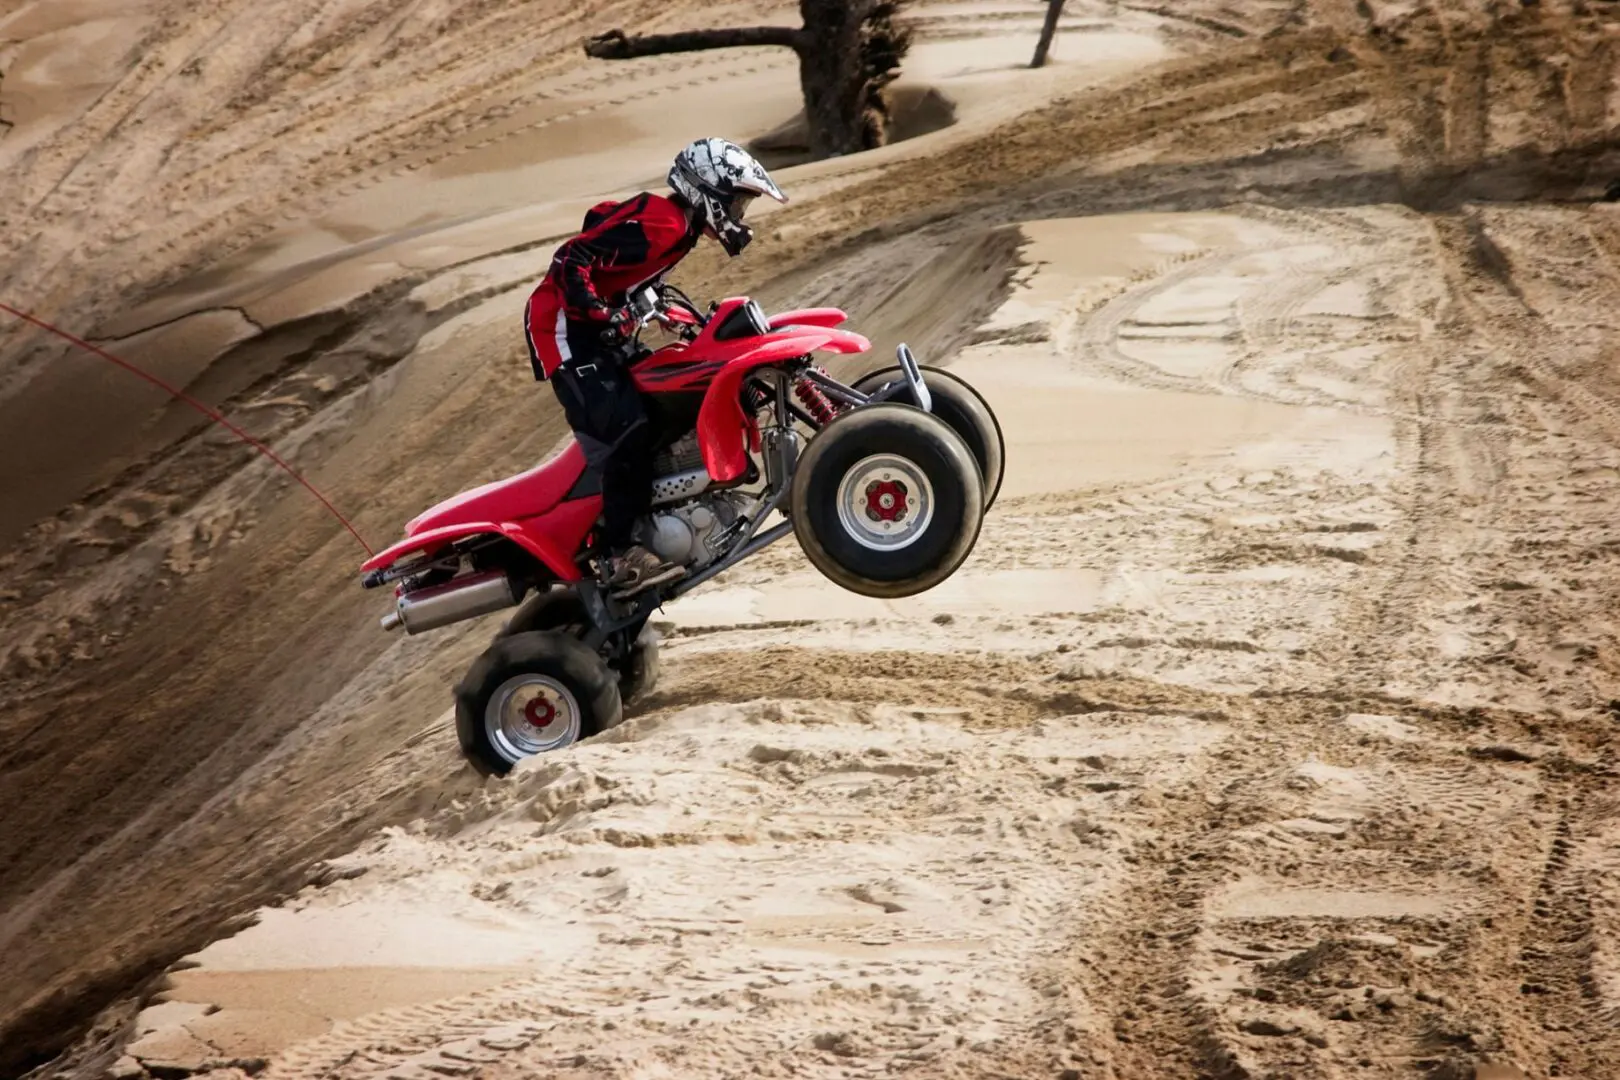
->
[851, 365, 1004, 509]
[495, 588, 588, 641]
[454, 631, 622, 777]
[618, 623, 661, 704]
[791, 403, 984, 599]
[494, 587, 658, 705]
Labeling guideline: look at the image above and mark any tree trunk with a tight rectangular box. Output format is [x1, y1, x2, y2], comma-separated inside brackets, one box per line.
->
[796, 0, 872, 157]
[1031, 0, 1065, 68]
[585, 26, 805, 60]
[583, 1, 911, 160]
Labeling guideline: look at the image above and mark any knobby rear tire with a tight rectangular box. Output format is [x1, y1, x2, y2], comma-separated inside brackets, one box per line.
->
[493, 587, 659, 705]
[454, 630, 621, 777]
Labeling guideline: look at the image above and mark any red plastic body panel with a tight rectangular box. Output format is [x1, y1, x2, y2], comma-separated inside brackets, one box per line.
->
[631, 297, 752, 394]
[662, 307, 701, 327]
[509, 496, 603, 583]
[631, 300, 864, 397]
[768, 308, 848, 330]
[358, 505, 600, 583]
[364, 441, 597, 581]
[407, 441, 588, 535]
[695, 328, 871, 483]
[630, 341, 713, 394]
[362, 522, 499, 573]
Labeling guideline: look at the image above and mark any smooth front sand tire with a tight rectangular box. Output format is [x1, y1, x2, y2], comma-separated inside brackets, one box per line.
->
[851, 364, 1005, 509]
[790, 403, 984, 599]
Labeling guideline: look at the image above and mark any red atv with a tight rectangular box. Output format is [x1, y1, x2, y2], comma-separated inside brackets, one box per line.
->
[359, 281, 1003, 776]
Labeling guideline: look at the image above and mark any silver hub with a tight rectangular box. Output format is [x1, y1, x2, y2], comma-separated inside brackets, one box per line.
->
[485, 674, 582, 763]
[835, 453, 935, 552]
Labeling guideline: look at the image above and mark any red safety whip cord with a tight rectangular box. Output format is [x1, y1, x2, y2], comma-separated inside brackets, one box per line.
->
[0, 301, 375, 556]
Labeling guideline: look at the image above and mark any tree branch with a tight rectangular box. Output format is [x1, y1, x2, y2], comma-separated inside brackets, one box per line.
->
[585, 26, 806, 60]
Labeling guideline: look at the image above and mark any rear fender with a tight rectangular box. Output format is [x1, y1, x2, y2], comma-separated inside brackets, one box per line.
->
[359, 496, 604, 583]
[508, 496, 603, 583]
[696, 329, 871, 483]
[362, 523, 503, 574]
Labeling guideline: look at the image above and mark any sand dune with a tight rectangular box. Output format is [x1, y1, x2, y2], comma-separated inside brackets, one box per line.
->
[4, 2, 1620, 1079]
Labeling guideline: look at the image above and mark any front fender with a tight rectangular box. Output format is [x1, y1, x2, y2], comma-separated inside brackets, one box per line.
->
[768, 307, 848, 330]
[696, 329, 871, 483]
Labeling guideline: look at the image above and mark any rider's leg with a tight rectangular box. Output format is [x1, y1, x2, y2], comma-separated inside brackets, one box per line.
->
[599, 422, 654, 550]
[550, 327, 684, 595]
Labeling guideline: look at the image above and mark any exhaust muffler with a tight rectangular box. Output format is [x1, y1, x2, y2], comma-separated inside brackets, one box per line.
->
[381, 570, 520, 634]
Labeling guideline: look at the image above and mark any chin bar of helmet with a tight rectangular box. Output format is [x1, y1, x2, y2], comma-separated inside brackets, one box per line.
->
[715, 220, 753, 256]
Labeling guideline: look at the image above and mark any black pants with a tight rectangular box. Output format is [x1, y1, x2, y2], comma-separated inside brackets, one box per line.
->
[550, 323, 653, 552]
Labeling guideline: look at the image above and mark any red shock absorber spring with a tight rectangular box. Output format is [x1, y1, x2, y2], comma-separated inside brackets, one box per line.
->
[795, 373, 839, 426]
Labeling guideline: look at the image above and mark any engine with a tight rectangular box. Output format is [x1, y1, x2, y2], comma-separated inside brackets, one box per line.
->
[644, 492, 749, 570]
[642, 432, 757, 569]
[650, 431, 704, 478]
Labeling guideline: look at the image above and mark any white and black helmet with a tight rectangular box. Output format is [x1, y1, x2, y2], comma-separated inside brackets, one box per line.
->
[668, 137, 788, 256]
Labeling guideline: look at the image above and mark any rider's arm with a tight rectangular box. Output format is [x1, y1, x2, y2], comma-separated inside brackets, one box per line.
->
[552, 218, 653, 323]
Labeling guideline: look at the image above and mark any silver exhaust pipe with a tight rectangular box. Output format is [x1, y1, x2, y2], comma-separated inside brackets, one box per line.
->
[381, 570, 520, 634]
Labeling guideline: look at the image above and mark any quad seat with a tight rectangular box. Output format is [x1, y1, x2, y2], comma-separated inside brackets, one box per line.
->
[407, 440, 591, 535]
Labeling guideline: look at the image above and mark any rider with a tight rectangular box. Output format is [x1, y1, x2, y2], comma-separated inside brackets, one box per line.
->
[525, 137, 788, 597]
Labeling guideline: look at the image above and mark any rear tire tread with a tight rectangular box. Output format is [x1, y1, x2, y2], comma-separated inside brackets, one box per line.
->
[494, 588, 658, 708]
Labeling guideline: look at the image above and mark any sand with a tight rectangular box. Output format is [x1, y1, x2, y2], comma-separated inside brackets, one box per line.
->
[5, 2, 1620, 1079]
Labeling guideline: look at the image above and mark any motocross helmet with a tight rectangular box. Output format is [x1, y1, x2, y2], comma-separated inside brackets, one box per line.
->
[667, 137, 788, 257]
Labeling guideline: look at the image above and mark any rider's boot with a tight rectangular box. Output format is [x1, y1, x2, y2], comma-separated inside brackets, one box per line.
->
[608, 544, 685, 599]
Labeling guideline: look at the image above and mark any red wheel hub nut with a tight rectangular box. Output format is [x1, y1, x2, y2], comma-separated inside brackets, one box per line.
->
[525, 697, 557, 728]
[864, 479, 908, 522]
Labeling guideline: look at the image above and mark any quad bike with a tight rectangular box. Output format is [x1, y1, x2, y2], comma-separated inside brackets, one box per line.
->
[359, 281, 1004, 776]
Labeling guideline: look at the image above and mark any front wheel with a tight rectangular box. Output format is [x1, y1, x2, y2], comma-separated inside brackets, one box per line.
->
[851, 365, 1005, 510]
[790, 403, 985, 599]
[454, 631, 622, 777]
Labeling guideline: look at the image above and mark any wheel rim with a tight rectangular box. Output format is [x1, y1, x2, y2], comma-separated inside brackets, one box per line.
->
[856, 369, 1003, 509]
[485, 674, 583, 763]
[835, 453, 936, 552]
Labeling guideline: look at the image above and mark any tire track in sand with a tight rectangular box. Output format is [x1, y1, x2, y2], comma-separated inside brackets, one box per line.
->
[1509, 775, 1620, 1078]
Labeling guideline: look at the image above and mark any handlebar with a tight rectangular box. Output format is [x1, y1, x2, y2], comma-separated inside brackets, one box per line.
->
[629, 282, 707, 340]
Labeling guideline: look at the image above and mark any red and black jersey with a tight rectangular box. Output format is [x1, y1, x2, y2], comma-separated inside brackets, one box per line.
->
[524, 192, 702, 380]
